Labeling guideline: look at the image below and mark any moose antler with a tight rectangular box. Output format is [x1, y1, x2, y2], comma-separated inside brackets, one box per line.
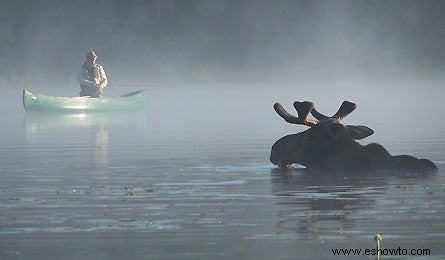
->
[274, 101, 316, 126]
[311, 101, 357, 121]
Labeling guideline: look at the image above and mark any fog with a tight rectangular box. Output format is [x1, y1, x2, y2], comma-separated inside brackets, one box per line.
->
[1, 0, 445, 142]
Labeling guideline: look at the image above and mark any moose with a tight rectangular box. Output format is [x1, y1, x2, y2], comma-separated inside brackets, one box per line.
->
[270, 100, 437, 173]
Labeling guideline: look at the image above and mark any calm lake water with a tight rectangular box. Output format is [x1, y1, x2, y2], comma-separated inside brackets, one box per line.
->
[1, 88, 445, 259]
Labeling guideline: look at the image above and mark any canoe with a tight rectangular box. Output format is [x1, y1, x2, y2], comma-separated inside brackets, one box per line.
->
[23, 89, 147, 112]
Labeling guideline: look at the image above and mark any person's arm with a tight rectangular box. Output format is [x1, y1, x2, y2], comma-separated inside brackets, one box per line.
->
[96, 65, 108, 89]
[77, 65, 95, 88]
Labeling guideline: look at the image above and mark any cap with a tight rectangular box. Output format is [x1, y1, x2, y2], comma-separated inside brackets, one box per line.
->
[86, 50, 97, 60]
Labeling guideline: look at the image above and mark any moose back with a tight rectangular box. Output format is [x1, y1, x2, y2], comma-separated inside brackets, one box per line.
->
[270, 100, 437, 173]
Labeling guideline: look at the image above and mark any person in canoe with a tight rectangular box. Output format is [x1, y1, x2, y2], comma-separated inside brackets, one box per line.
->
[78, 50, 108, 98]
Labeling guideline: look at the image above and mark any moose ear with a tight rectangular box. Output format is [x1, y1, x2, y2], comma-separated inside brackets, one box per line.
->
[345, 125, 374, 140]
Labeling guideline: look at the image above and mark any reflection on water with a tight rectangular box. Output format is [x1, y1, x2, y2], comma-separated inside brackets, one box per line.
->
[94, 125, 109, 168]
[0, 113, 443, 259]
[24, 112, 147, 171]
[270, 167, 443, 244]
[272, 172, 376, 239]
[271, 170, 383, 240]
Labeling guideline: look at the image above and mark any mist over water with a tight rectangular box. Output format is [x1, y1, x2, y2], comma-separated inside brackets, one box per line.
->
[2, 0, 445, 86]
[1, 1, 445, 259]
[2, 80, 444, 149]
[1, 0, 445, 142]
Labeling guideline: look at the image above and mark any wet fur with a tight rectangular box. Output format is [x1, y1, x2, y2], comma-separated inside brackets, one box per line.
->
[271, 120, 437, 173]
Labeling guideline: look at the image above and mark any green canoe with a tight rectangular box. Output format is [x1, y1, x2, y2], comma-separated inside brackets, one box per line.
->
[23, 89, 147, 112]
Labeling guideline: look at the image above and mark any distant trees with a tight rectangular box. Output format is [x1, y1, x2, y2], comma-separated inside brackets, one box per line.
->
[1, 0, 444, 88]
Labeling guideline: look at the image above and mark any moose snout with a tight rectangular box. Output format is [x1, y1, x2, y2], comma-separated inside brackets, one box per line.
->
[270, 151, 280, 166]
[270, 141, 293, 168]
[270, 152, 291, 168]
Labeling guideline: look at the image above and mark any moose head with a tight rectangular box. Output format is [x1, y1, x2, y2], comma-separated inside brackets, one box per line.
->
[270, 100, 437, 173]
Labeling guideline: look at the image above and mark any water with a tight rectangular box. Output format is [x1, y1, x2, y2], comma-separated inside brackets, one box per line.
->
[1, 92, 445, 259]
